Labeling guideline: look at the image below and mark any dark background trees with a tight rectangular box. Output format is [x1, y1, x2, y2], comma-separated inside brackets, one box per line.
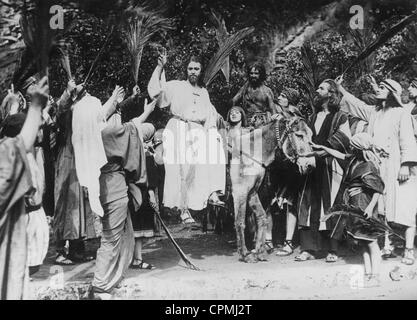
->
[2, 0, 417, 123]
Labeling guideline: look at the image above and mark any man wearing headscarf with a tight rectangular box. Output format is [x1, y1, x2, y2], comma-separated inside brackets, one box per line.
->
[338, 76, 417, 265]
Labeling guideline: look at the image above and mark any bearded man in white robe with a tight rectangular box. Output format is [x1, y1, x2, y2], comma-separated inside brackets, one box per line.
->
[148, 52, 226, 224]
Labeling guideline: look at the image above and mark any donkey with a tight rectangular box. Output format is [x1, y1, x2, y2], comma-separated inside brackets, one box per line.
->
[229, 113, 314, 262]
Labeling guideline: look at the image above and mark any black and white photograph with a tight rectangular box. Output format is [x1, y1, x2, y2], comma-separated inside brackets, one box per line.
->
[1, 0, 417, 304]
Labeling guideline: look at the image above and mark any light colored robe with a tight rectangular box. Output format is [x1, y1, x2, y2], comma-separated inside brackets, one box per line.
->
[148, 69, 226, 211]
[340, 92, 417, 227]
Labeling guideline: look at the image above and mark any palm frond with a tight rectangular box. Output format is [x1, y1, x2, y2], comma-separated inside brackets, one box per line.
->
[344, 10, 417, 75]
[123, 6, 173, 84]
[57, 42, 72, 80]
[323, 204, 405, 241]
[209, 9, 230, 83]
[204, 26, 254, 86]
[300, 43, 318, 107]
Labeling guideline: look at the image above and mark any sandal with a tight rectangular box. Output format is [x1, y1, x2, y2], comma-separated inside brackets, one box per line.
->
[131, 259, 156, 270]
[381, 247, 396, 259]
[180, 209, 196, 224]
[294, 251, 315, 262]
[325, 252, 338, 263]
[276, 240, 294, 256]
[264, 240, 274, 254]
[401, 248, 415, 266]
[55, 254, 75, 266]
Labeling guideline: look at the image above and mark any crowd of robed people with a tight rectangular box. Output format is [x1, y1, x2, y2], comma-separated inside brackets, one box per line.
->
[2, 48, 417, 299]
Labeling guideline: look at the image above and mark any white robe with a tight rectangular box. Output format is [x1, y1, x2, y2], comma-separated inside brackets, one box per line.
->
[341, 92, 417, 227]
[148, 69, 226, 211]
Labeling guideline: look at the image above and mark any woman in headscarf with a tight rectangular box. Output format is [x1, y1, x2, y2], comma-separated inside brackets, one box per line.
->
[338, 76, 417, 265]
[313, 133, 386, 287]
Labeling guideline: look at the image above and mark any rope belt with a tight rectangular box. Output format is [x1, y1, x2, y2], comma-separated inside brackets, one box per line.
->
[172, 115, 204, 126]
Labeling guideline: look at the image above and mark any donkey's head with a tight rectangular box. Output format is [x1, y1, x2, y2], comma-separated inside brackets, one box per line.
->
[277, 115, 315, 175]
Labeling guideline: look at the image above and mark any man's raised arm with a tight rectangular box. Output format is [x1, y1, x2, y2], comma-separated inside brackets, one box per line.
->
[336, 76, 375, 123]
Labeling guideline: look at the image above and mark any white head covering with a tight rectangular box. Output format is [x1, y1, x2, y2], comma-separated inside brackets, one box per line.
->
[380, 79, 403, 106]
[350, 132, 388, 168]
[71, 95, 107, 217]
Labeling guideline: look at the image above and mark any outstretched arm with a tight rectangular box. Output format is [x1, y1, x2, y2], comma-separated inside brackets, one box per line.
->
[336, 76, 375, 122]
[20, 76, 49, 151]
[103, 85, 125, 120]
[148, 50, 167, 101]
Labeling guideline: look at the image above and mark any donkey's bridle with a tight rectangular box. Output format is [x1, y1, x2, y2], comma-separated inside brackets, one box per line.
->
[274, 116, 303, 164]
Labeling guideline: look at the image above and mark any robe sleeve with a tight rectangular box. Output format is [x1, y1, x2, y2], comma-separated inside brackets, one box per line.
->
[55, 89, 72, 119]
[399, 111, 417, 165]
[203, 89, 220, 129]
[340, 91, 375, 123]
[326, 113, 350, 153]
[360, 162, 385, 194]
[0, 137, 33, 215]
[147, 68, 176, 110]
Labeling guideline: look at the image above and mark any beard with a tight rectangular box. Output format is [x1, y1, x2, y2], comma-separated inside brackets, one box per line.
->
[188, 74, 199, 85]
[249, 77, 261, 87]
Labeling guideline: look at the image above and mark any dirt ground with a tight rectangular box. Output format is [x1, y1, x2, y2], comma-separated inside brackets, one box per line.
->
[29, 221, 417, 300]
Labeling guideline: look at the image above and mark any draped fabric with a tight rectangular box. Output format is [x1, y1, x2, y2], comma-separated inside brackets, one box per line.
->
[329, 158, 385, 242]
[53, 105, 98, 242]
[297, 111, 351, 231]
[0, 136, 32, 300]
[93, 122, 146, 293]
[148, 69, 226, 211]
[341, 92, 417, 227]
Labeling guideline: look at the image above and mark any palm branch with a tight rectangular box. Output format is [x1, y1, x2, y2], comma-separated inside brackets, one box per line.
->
[300, 43, 322, 108]
[58, 45, 72, 80]
[123, 6, 173, 84]
[203, 26, 254, 86]
[323, 204, 404, 241]
[209, 9, 230, 84]
[343, 10, 417, 76]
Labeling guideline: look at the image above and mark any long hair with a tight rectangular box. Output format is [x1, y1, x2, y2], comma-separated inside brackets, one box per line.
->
[376, 91, 403, 111]
[246, 61, 266, 83]
[184, 55, 205, 87]
[227, 106, 247, 127]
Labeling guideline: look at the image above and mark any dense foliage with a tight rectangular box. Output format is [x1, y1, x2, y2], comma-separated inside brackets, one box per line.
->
[7, 0, 417, 124]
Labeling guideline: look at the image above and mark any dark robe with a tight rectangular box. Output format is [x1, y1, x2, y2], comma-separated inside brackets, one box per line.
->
[0, 136, 33, 300]
[330, 157, 385, 242]
[297, 110, 350, 252]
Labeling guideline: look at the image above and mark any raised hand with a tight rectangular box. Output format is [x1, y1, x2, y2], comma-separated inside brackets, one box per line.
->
[157, 47, 167, 68]
[144, 98, 157, 114]
[113, 85, 125, 103]
[27, 76, 49, 109]
[67, 79, 76, 93]
[132, 85, 141, 97]
[335, 75, 344, 87]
